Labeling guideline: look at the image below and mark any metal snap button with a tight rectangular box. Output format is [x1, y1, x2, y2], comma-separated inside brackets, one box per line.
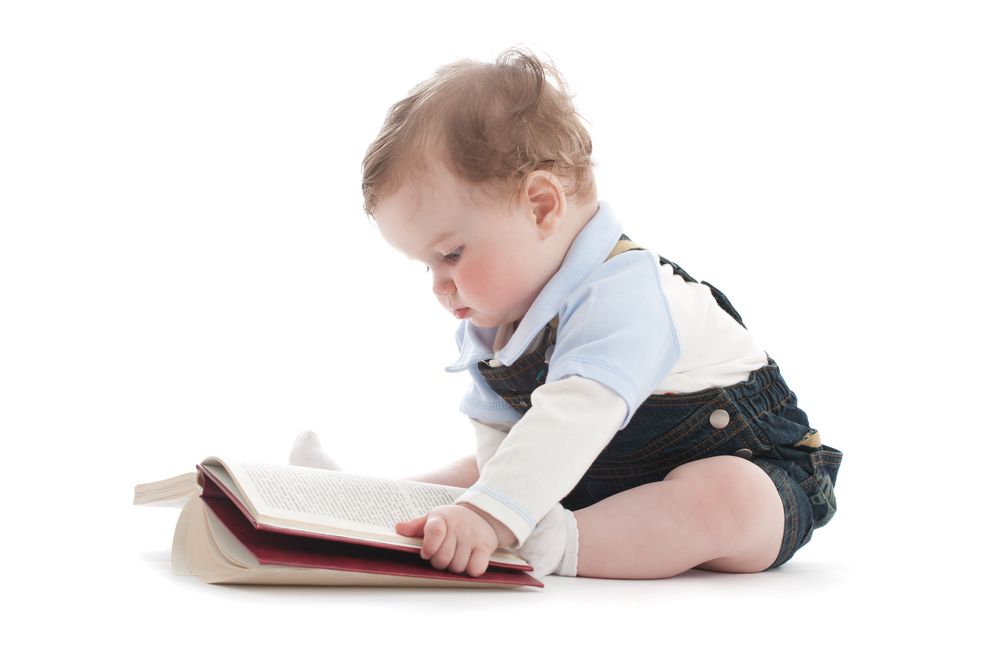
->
[709, 409, 730, 429]
[733, 448, 753, 459]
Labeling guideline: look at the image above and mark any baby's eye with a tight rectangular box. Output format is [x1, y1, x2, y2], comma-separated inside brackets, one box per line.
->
[441, 246, 464, 264]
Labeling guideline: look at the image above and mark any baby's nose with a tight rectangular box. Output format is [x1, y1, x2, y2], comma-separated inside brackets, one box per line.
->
[432, 273, 455, 296]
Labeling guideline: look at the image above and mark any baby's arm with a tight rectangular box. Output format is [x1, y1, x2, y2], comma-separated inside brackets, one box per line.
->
[390, 424, 512, 575]
[400, 453, 480, 488]
[453, 375, 627, 549]
[395, 377, 624, 576]
[397, 415, 515, 488]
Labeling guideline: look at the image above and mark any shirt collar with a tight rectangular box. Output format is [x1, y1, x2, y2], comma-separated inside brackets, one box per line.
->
[445, 200, 623, 373]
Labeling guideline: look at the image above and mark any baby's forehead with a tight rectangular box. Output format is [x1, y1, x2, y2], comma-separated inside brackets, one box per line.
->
[374, 185, 464, 260]
[393, 159, 483, 209]
[375, 168, 453, 226]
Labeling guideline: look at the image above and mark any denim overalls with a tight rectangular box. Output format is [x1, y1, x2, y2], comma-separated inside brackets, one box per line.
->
[477, 237, 844, 569]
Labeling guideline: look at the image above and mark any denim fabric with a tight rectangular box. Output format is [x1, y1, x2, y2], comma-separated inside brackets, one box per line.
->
[477, 241, 843, 569]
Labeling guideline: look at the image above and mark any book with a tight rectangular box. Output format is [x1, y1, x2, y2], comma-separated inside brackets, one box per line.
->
[134, 457, 543, 589]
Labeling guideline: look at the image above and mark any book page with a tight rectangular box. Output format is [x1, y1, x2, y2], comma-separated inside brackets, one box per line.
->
[200, 459, 530, 568]
[133, 472, 200, 506]
[233, 462, 463, 530]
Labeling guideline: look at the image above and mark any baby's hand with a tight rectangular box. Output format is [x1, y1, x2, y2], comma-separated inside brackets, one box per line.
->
[395, 504, 500, 577]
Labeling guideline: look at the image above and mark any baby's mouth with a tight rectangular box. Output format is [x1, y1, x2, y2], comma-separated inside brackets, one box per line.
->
[453, 307, 471, 320]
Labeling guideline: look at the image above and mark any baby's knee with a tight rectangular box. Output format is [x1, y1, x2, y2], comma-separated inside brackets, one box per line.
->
[663, 456, 783, 547]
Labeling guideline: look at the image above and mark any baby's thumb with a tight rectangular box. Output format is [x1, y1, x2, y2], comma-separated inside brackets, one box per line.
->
[395, 515, 428, 536]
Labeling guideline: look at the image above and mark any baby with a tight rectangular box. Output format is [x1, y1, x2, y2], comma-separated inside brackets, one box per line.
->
[293, 47, 843, 579]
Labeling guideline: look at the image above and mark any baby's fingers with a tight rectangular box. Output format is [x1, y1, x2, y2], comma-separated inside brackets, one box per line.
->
[395, 514, 428, 537]
[421, 516, 448, 560]
[467, 545, 493, 578]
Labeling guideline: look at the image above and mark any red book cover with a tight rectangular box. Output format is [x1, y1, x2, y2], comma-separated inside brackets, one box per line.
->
[198, 465, 544, 588]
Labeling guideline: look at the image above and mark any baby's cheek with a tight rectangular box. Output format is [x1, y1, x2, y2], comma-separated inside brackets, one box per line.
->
[463, 263, 506, 301]
[484, 264, 532, 307]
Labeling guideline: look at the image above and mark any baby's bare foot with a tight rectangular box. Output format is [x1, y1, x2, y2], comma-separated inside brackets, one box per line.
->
[289, 430, 342, 470]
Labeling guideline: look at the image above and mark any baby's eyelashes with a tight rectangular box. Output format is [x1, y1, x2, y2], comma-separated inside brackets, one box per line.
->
[441, 246, 464, 264]
[423, 246, 464, 273]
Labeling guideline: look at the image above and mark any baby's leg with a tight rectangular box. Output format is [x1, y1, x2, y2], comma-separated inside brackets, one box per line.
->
[574, 456, 785, 578]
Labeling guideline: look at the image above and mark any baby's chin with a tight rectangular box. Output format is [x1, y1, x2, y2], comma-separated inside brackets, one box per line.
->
[457, 310, 496, 328]
[466, 313, 495, 328]
[469, 313, 523, 330]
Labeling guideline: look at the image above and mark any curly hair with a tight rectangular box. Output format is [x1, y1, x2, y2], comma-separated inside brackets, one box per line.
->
[361, 47, 597, 218]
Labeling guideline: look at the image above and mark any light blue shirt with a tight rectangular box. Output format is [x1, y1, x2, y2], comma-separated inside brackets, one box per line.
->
[444, 201, 681, 428]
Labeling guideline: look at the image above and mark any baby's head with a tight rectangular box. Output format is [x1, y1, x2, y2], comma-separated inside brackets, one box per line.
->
[362, 47, 599, 329]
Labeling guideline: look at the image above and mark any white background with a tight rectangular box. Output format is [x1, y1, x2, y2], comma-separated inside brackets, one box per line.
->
[2, 1, 997, 664]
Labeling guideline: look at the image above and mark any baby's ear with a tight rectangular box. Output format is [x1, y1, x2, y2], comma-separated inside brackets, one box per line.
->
[524, 170, 565, 238]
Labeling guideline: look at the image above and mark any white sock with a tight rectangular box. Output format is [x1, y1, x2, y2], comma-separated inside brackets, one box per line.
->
[514, 503, 579, 577]
[288, 430, 342, 470]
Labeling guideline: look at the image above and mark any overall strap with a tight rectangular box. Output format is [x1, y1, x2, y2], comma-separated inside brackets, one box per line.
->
[607, 237, 644, 259]
[617, 234, 748, 330]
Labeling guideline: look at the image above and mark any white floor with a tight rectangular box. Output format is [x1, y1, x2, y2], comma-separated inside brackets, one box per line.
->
[16, 480, 985, 666]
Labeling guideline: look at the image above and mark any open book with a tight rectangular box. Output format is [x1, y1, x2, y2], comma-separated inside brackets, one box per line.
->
[134, 457, 543, 589]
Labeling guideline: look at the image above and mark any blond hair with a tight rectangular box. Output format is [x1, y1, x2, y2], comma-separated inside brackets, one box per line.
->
[361, 47, 596, 218]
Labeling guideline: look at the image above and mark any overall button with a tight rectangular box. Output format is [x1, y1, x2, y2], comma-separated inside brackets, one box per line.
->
[709, 409, 730, 429]
[733, 448, 753, 459]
